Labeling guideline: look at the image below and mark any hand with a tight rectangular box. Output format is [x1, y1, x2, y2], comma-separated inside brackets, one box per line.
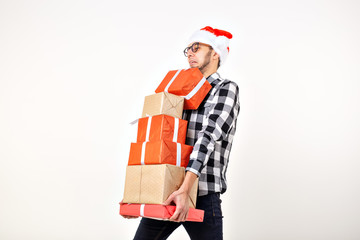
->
[163, 189, 189, 222]
[121, 215, 139, 219]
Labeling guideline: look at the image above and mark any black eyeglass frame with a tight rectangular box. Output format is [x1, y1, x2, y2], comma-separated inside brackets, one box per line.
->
[183, 42, 212, 57]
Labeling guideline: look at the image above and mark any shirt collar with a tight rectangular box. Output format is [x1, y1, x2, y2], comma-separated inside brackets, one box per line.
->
[206, 72, 221, 85]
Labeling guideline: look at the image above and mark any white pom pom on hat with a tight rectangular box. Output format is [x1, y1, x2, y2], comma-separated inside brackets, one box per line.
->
[188, 26, 233, 66]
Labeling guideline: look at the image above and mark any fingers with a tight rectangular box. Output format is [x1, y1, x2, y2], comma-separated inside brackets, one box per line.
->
[169, 207, 181, 221]
[121, 215, 139, 219]
[169, 205, 188, 222]
[176, 211, 187, 222]
[180, 208, 189, 222]
[170, 212, 187, 222]
[163, 192, 176, 206]
[184, 209, 189, 221]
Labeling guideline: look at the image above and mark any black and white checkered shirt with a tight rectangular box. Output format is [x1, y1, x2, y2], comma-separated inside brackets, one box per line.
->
[183, 72, 240, 196]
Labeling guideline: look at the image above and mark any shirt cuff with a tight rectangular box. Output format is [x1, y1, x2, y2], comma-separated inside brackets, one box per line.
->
[185, 166, 201, 177]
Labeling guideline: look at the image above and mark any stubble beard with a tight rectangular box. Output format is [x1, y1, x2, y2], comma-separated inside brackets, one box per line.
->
[198, 50, 212, 73]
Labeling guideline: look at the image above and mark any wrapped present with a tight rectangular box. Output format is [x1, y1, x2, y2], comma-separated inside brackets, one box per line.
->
[142, 92, 184, 119]
[128, 140, 192, 167]
[119, 202, 204, 222]
[137, 115, 188, 144]
[123, 164, 198, 208]
[155, 68, 212, 110]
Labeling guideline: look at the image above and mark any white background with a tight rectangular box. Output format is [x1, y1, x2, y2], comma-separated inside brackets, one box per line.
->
[1, 0, 359, 239]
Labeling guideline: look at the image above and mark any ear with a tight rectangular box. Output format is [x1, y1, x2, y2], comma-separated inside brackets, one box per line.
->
[212, 51, 220, 61]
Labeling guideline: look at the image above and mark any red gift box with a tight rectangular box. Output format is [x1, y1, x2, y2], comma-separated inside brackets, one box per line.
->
[128, 140, 192, 167]
[155, 68, 212, 110]
[119, 202, 204, 222]
[137, 115, 188, 144]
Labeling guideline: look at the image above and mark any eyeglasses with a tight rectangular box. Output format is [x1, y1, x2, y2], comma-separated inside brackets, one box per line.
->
[183, 42, 212, 57]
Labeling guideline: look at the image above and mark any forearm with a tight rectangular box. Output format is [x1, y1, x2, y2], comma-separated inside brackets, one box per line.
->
[179, 171, 198, 194]
[186, 132, 215, 176]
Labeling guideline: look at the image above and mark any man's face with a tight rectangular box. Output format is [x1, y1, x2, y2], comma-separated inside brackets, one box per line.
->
[185, 42, 213, 72]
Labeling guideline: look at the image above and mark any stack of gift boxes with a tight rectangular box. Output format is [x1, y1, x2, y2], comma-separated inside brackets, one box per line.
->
[120, 68, 212, 222]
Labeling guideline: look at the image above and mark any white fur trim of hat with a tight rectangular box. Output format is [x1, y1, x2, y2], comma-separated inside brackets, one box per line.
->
[188, 26, 233, 66]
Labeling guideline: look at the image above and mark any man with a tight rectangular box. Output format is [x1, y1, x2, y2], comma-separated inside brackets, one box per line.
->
[132, 26, 240, 240]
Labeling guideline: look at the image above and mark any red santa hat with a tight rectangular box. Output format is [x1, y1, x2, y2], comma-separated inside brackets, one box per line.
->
[188, 26, 233, 66]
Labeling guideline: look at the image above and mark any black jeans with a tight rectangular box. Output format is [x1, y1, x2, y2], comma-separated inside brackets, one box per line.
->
[133, 193, 223, 240]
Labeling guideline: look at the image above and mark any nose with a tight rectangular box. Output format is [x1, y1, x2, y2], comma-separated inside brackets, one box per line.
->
[187, 49, 195, 57]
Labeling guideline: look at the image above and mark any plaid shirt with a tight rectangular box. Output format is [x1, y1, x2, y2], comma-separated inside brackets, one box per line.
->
[183, 72, 240, 196]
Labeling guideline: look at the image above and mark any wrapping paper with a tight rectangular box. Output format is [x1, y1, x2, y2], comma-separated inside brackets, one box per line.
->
[123, 164, 198, 208]
[137, 115, 188, 144]
[142, 92, 184, 119]
[155, 68, 212, 110]
[128, 140, 192, 167]
[119, 202, 204, 222]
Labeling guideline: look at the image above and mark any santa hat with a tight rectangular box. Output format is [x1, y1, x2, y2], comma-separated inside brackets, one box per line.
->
[188, 26, 233, 66]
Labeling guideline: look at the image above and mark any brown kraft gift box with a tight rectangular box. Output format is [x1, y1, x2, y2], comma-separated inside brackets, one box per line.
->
[142, 92, 184, 119]
[123, 164, 198, 208]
